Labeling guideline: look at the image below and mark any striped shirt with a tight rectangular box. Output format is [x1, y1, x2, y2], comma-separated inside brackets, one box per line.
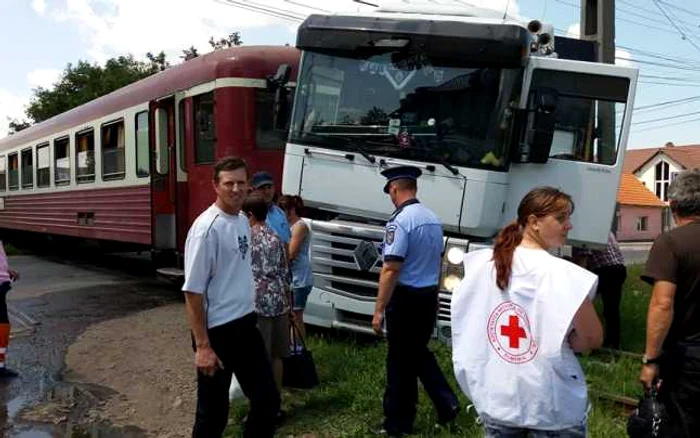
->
[572, 232, 625, 270]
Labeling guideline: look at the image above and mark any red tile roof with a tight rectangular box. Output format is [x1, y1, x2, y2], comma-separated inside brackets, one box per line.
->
[617, 173, 665, 207]
[624, 143, 700, 174]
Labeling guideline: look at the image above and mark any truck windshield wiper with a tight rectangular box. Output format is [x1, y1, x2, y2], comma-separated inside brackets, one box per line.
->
[439, 158, 459, 175]
[302, 130, 378, 164]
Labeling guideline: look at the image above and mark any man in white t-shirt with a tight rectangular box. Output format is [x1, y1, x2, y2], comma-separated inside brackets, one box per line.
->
[182, 156, 280, 438]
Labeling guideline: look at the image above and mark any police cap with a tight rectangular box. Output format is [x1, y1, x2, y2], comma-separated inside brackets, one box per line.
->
[381, 165, 422, 194]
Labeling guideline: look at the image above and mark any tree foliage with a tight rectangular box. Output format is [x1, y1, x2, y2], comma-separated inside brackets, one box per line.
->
[10, 33, 243, 134]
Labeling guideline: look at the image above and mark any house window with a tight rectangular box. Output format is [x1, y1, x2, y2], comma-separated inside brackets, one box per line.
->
[54, 137, 70, 185]
[0, 156, 6, 192]
[135, 111, 149, 177]
[194, 92, 215, 164]
[655, 161, 670, 201]
[21, 148, 33, 189]
[102, 120, 126, 180]
[76, 129, 95, 183]
[636, 216, 649, 232]
[37, 143, 50, 188]
[8, 154, 18, 190]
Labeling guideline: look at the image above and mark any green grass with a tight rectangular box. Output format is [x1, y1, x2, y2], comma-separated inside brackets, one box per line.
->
[225, 264, 653, 437]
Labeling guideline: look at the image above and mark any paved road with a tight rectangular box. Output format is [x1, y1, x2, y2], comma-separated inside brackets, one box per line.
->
[1, 250, 178, 437]
[619, 242, 652, 266]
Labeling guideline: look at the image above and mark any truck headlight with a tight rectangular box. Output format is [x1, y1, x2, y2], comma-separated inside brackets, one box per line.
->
[441, 245, 466, 292]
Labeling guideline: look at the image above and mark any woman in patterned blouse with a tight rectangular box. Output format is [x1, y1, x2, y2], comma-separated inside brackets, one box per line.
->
[243, 193, 292, 393]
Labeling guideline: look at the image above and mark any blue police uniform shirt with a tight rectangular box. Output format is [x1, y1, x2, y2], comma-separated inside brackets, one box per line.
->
[382, 199, 443, 288]
[266, 204, 291, 244]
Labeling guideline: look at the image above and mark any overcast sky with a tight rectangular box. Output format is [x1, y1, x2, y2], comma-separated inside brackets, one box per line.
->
[2, 0, 700, 150]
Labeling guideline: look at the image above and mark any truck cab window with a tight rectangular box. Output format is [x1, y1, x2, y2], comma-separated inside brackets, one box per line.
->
[529, 69, 629, 166]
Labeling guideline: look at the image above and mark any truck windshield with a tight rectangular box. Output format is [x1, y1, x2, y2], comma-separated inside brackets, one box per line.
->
[289, 51, 523, 171]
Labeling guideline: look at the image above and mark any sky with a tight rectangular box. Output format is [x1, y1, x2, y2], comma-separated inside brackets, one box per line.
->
[1, 0, 700, 150]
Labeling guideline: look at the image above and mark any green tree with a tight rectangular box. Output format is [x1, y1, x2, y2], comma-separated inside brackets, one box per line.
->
[25, 55, 161, 123]
[7, 118, 31, 135]
[13, 32, 244, 133]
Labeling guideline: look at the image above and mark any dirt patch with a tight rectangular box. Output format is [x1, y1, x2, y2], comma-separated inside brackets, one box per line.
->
[63, 303, 197, 437]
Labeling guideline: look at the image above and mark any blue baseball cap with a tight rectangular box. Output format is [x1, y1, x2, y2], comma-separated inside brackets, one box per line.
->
[381, 165, 422, 193]
[251, 171, 274, 189]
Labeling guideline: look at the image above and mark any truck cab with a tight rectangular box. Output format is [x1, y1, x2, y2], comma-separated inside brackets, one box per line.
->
[280, 3, 638, 340]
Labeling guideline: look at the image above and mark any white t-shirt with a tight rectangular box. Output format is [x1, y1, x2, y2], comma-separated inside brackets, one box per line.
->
[182, 204, 255, 329]
[451, 246, 598, 430]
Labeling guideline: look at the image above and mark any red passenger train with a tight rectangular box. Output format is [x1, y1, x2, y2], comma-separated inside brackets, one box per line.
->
[0, 45, 299, 268]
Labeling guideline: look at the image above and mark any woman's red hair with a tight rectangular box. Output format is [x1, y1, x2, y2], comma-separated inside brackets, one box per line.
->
[492, 187, 574, 290]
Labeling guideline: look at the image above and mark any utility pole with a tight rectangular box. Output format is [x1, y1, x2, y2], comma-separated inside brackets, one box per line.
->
[580, 0, 616, 164]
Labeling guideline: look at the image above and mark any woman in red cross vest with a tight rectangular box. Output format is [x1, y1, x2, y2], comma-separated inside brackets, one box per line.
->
[450, 187, 604, 437]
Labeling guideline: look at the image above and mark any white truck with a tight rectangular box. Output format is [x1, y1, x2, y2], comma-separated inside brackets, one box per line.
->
[278, 2, 638, 342]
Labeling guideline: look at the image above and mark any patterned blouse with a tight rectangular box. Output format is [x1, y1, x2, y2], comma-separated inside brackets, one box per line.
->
[250, 224, 291, 317]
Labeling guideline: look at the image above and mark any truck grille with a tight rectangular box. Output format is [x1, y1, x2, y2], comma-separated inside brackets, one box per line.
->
[307, 219, 454, 322]
[309, 220, 385, 300]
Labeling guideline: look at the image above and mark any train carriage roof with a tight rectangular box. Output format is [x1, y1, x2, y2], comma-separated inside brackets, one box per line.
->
[0, 45, 300, 151]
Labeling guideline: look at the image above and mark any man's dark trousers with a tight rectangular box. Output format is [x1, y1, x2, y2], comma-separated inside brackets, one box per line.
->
[591, 264, 626, 349]
[382, 285, 459, 434]
[192, 312, 280, 438]
[659, 343, 700, 438]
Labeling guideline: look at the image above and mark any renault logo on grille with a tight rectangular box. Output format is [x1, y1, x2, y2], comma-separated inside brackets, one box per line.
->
[353, 240, 379, 272]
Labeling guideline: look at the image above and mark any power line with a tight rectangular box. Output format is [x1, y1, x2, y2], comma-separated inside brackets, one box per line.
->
[633, 109, 700, 125]
[657, 0, 700, 20]
[634, 115, 700, 132]
[652, 0, 700, 53]
[634, 94, 700, 111]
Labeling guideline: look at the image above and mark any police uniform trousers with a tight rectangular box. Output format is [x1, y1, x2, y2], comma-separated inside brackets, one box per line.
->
[383, 284, 459, 433]
[659, 342, 700, 438]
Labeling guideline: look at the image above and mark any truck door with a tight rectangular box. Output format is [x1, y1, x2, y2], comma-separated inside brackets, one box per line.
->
[149, 96, 178, 252]
[504, 57, 638, 247]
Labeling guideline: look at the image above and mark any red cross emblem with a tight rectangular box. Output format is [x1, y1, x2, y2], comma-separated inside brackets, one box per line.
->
[500, 315, 527, 349]
[487, 301, 538, 364]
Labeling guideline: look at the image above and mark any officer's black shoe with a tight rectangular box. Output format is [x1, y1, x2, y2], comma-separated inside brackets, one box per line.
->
[0, 368, 18, 379]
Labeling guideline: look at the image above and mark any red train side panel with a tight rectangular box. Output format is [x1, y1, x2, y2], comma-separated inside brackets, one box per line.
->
[0, 186, 151, 244]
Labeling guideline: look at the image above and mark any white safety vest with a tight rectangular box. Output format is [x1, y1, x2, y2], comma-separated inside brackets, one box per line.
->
[451, 246, 598, 430]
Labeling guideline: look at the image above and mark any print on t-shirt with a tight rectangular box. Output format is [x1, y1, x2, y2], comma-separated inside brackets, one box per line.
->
[238, 235, 249, 259]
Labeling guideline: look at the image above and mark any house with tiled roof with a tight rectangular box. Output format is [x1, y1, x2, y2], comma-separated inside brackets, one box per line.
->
[619, 142, 700, 240]
[623, 142, 700, 202]
[615, 173, 666, 241]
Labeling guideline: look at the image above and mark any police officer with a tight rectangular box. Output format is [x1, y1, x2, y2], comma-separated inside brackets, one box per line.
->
[372, 165, 460, 437]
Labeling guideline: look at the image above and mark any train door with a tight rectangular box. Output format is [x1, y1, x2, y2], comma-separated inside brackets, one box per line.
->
[149, 96, 178, 262]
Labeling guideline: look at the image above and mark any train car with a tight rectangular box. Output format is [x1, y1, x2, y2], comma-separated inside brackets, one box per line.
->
[0, 45, 300, 269]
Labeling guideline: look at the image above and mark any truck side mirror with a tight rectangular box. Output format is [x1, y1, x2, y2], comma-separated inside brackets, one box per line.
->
[528, 88, 558, 163]
[273, 87, 290, 131]
[267, 64, 292, 131]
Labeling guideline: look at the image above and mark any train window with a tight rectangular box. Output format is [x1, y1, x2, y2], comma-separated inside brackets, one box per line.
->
[135, 111, 149, 177]
[194, 92, 215, 164]
[54, 137, 70, 186]
[8, 154, 18, 190]
[155, 108, 169, 175]
[102, 120, 126, 180]
[0, 156, 6, 192]
[36, 144, 50, 188]
[21, 148, 33, 189]
[255, 88, 293, 150]
[76, 129, 95, 184]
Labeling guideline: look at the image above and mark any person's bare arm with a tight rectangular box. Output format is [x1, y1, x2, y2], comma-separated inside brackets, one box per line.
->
[184, 292, 223, 377]
[569, 298, 604, 353]
[639, 280, 676, 389]
[288, 222, 308, 262]
[372, 261, 402, 335]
